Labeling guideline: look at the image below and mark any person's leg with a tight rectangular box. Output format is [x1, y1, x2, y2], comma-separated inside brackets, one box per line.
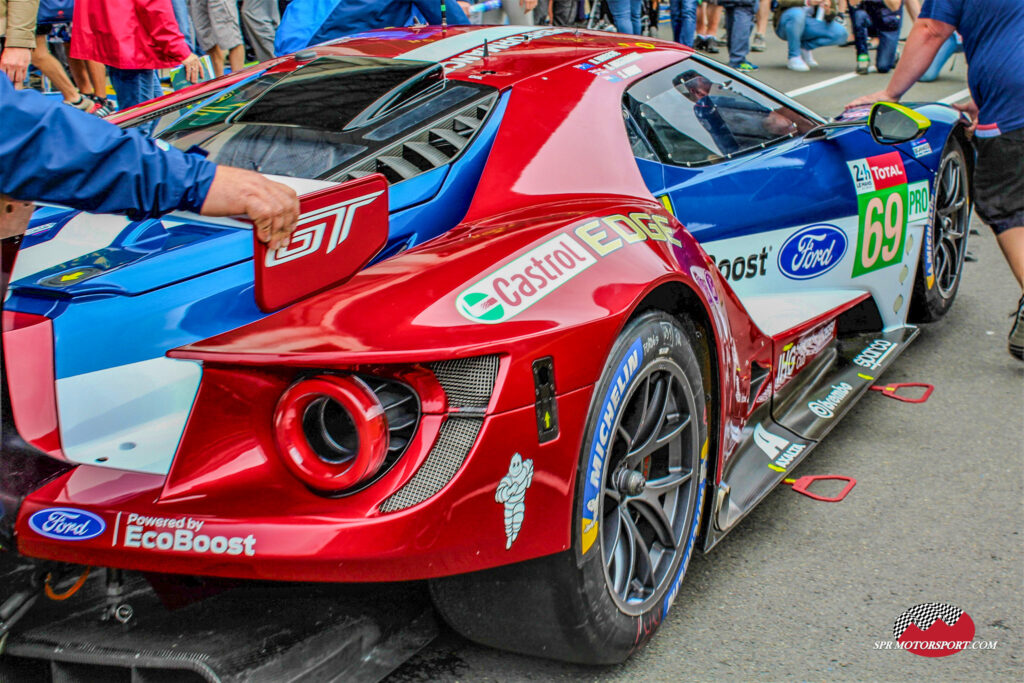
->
[851, 4, 870, 72]
[107, 67, 145, 111]
[228, 44, 245, 72]
[727, 3, 754, 67]
[919, 33, 957, 82]
[709, 2, 723, 36]
[241, 0, 280, 61]
[86, 60, 108, 99]
[207, 45, 225, 77]
[670, 0, 683, 42]
[998, 228, 1024, 290]
[630, 0, 643, 34]
[801, 16, 848, 50]
[31, 34, 81, 102]
[678, 0, 697, 46]
[171, 0, 199, 54]
[775, 7, 805, 59]
[67, 58, 94, 96]
[501, 0, 535, 25]
[607, 0, 634, 33]
[751, 0, 770, 51]
[873, 2, 901, 73]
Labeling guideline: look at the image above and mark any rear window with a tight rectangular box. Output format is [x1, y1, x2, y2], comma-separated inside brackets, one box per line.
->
[126, 56, 497, 181]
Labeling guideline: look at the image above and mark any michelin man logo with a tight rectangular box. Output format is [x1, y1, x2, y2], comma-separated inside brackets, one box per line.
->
[495, 453, 534, 549]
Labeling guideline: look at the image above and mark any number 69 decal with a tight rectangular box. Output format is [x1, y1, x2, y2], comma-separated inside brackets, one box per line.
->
[859, 190, 905, 272]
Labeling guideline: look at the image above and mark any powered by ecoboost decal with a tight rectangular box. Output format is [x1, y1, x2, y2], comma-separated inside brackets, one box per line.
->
[580, 338, 644, 555]
[847, 153, 930, 278]
[778, 225, 847, 280]
[807, 382, 854, 419]
[119, 513, 255, 556]
[29, 507, 106, 541]
[705, 246, 771, 282]
[754, 424, 806, 473]
[457, 211, 679, 324]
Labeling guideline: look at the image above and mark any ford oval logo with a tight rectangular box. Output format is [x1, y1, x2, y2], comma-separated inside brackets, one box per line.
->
[28, 507, 106, 541]
[778, 225, 848, 280]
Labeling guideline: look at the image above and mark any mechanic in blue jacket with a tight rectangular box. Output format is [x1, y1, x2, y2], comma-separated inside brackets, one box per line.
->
[275, 0, 470, 56]
[0, 75, 299, 248]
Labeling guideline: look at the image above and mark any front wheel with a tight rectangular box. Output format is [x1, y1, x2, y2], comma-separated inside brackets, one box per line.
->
[430, 312, 709, 664]
[909, 136, 972, 322]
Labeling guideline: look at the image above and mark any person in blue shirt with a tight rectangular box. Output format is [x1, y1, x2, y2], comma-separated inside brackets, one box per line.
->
[847, 0, 1024, 360]
[0, 75, 299, 248]
[275, 0, 470, 57]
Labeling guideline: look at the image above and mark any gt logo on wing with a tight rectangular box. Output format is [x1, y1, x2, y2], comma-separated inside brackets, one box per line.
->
[265, 191, 384, 267]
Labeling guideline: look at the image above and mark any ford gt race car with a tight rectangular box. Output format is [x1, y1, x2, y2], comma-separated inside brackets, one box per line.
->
[1, 25, 972, 664]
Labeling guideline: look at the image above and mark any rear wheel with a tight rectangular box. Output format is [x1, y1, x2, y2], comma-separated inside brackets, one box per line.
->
[430, 312, 709, 664]
[909, 136, 972, 322]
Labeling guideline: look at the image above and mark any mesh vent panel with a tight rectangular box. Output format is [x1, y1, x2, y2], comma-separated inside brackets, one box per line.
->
[379, 418, 482, 513]
[429, 355, 500, 408]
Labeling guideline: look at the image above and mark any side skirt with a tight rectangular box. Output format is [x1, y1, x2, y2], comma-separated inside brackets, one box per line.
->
[703, 325, 919, 551]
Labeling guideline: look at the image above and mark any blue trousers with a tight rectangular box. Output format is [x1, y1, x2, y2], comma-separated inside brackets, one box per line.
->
[724, 2, 755, 67]
[774, 7, 847, 59]
[852, 1, 902, 73]
[108, 67, 162, 124]
[670, 0, 698, 46]
[920, 33, 962, 82]
[608, 0, 643, 34]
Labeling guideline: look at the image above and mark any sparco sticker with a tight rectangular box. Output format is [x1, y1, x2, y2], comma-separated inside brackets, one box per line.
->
[29, 507, 106, 541]
[853, 339, 898, 371]
[119, 513, 255, 556]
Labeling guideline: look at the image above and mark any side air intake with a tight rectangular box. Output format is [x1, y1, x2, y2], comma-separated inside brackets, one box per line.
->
[378, 355, 500, 512]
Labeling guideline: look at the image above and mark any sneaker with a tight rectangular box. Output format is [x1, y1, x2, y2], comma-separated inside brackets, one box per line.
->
[787, 56, 810, 71]
[736, 61, 759, 71]
[751, 33, 766, 52]
[86, 94, 113, 117]
[801, 49, 818, 67]
[1010, 295, 1024, 360]
[856, 54, 870, 75]
[66, 95, 97, 113]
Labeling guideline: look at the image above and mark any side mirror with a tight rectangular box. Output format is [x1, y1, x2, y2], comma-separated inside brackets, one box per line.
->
[869, 102, 931, 145]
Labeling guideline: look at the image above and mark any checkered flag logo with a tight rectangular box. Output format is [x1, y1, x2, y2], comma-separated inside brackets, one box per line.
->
[893, 603, 964, 639]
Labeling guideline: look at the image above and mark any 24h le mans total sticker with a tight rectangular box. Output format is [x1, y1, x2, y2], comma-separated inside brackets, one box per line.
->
[846, 152, 929, 278]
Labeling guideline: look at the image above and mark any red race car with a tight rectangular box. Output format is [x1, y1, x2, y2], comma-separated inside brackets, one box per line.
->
[2, 26, 971, 663]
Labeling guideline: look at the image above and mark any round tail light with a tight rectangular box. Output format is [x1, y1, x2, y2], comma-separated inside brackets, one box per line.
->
[274, 375, 389, 494]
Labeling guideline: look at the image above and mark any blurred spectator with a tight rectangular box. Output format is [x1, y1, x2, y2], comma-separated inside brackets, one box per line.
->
[751, 0, 769, 51]
[189, 0, 244, 76]
[1, 0, 36, 85]
[670, 0, 697, 46]
[773, 0, 846, 71]
[68, 57, 112, 113]
[275, 0, 469, 56]
[695, 0, 722, 53]
[608, 0, 642, 34]
[30, 22, 97, 111]
[479, 0, 536, 25]
[849, 0, 902, 74]
[720, 0, 758, 70]
[71, 0, 201, 113]
[241, 0, 280, 61]
[548, 0, 576, 25]
[170, 0, 199, 52]
[919, 30, 960, 81]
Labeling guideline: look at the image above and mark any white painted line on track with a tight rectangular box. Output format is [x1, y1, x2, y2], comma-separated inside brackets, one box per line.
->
[785, 72, 858, 98]
[938, 88, 971, 104]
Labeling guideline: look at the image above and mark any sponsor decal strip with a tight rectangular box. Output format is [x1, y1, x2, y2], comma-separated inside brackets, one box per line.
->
[457, 211, 678, 324]
[398, 25, 541, 62]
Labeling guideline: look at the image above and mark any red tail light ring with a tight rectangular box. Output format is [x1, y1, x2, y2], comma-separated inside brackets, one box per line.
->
[274, 375, 389, 494]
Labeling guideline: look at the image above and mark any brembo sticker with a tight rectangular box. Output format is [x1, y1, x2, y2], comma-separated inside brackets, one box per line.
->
[119, 513, 255, 556]
[457, 212, 679, 324]
[580, 338, 644, 556]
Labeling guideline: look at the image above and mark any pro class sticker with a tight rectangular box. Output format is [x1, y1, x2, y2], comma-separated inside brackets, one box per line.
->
[29, 507, 106, 541]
